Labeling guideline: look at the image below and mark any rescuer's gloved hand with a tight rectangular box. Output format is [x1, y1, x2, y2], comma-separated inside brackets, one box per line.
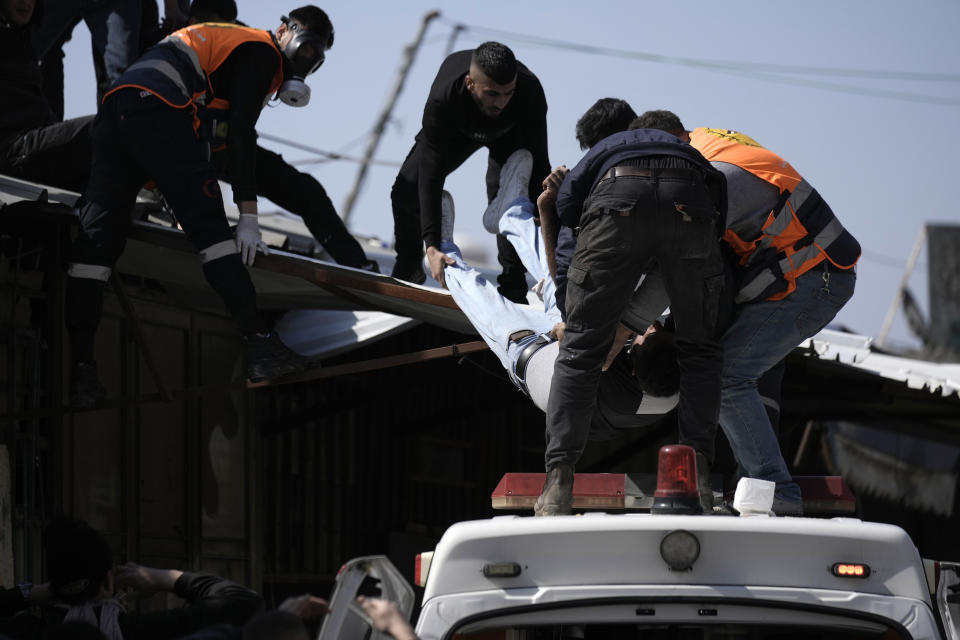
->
[236, 213, 269, 266]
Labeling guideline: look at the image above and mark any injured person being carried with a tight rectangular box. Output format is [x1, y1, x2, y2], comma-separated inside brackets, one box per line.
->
[438, 149, 678, 442]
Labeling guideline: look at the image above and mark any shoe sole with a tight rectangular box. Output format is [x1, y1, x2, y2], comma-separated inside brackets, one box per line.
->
[391, 268, 427, 285]
[482, 150, 533, 234]
[440, 191, 456, 244]
[533, 502, 573, 517]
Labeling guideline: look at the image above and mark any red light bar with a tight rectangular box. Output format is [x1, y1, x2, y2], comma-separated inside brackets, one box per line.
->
[492, 473, 856, 514]
[490, 473, 646, 509]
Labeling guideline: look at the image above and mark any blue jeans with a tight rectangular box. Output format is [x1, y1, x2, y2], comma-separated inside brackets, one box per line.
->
[720, 266, 857, 503]
[34, 0, 141, 86]
[441, 198, 560, 385]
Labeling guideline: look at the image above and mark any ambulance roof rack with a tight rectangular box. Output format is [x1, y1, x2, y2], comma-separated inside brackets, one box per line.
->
[491, 473, 856, 516]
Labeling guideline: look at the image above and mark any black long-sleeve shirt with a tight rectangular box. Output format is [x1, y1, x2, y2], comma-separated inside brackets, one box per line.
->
[205, 41, 278, 204]
[416, 50, 549, 249]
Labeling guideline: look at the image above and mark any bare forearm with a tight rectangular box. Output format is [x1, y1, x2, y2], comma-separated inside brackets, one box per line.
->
[538, 197, 560, 281]
[538, 165, 568, 282]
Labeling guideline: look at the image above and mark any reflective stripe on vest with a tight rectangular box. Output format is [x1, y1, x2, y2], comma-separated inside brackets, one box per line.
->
[200, 239, 238, 263]
[736, 244, 823, 303]
[122, 58, 195, 105]
[105, 24, 284, 112]
[68, 263, 112, 281]
[690, 128, 860, 302]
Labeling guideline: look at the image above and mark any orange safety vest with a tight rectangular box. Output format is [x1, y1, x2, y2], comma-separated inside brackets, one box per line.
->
[105, 23, 285, 135]
[689, 128, 860, 303]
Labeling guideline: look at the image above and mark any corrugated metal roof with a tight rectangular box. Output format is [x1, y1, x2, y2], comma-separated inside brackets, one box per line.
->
[3, 172, 957, 400]
[799, 329, 960, 399]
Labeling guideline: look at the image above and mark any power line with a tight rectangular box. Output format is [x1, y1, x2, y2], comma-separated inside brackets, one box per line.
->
[861, 249, 927, 271]
[440, 18, 960, 82]
[439, 19, 960, 106]
[257, 132, 402, 167]
[709, 67, 960, 107]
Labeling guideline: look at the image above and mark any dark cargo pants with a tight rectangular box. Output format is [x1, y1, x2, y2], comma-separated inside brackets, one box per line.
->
[66, 89, 262, 363]
[545, 169, 725, 470]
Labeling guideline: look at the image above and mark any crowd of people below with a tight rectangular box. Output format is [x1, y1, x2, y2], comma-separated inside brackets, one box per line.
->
[0, 517, 416, 640]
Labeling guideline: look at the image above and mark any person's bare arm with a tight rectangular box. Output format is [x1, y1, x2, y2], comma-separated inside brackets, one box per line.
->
[114, 562, 184, 593]
[279, 593, 329, 619]
[537, 165, 568, 280]
[357, 596, 417, 640]
[426, 246, 456, 288]
[602, 323, 636, 371]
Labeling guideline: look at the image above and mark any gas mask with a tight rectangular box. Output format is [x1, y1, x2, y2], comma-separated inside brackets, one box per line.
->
[275, 16, 326, 108]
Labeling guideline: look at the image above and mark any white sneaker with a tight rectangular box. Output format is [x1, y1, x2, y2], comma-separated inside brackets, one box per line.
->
[482, 149, 533, 234]
[441, 190, 455, 244]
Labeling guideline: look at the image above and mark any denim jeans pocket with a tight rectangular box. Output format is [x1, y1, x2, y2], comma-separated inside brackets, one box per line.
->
[795, 273, 855, 337]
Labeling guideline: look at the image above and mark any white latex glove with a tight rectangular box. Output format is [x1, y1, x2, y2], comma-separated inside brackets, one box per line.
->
[236, 213, 269, 266]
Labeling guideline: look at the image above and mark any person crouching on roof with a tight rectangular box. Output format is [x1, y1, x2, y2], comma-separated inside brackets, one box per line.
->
[65, 7, 334, 407]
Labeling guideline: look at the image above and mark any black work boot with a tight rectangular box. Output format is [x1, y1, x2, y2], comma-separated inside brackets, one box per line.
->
[533, 463, 574, 516]
[245, 333, 313, 382]
[696, 452, 714, 513]
[390, 260, 426, 285]
[70, 362, 107, 409]
[358, 259, 380, 274]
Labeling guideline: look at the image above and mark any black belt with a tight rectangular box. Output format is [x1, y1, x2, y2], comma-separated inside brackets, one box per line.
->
[599, 165, 704, 184]
[513, 334, 555, 397]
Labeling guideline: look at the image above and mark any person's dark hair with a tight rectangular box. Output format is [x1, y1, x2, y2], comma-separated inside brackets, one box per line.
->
[575, 98, 637, 150]
[43, 517, 113, 605]
[630, 328, 680, 397]
[188, 0, 238, 22]
[471, 41, 517, 85]
[243, 611, 308, 640]
[630, 109, 686, 135]
[288, 5, 334, 49]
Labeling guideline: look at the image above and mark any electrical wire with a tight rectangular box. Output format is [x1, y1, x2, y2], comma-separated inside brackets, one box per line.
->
[439, 18, 960, 82]
[256, 132, 402, 167]
[861, 249, 928, 271]
[438, 18, 960, 106]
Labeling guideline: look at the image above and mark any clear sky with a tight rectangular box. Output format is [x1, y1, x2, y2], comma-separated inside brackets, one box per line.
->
[60, 1, 960, 350]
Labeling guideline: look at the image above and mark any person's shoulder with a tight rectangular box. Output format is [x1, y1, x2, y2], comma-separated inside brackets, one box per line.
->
[515, 60, 544, 90]
[437, 49, 472, 74]
[428, 50, 471, 100]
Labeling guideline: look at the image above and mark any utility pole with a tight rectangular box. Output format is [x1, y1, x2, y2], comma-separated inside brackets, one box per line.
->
[876, 227, 926, 348]
[341, 10, 440, 225]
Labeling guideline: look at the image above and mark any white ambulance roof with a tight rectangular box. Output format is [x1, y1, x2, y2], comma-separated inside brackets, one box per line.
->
[422, 514, 929, 604]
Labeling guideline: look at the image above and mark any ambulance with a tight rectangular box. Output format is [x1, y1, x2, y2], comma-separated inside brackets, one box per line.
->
[318, 447, 960, 640]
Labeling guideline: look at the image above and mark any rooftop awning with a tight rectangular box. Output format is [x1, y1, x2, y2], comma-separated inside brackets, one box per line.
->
[2, 173, 958, 419]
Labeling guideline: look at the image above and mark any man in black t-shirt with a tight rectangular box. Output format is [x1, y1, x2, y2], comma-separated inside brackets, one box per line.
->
[390, 41, 549, 302]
